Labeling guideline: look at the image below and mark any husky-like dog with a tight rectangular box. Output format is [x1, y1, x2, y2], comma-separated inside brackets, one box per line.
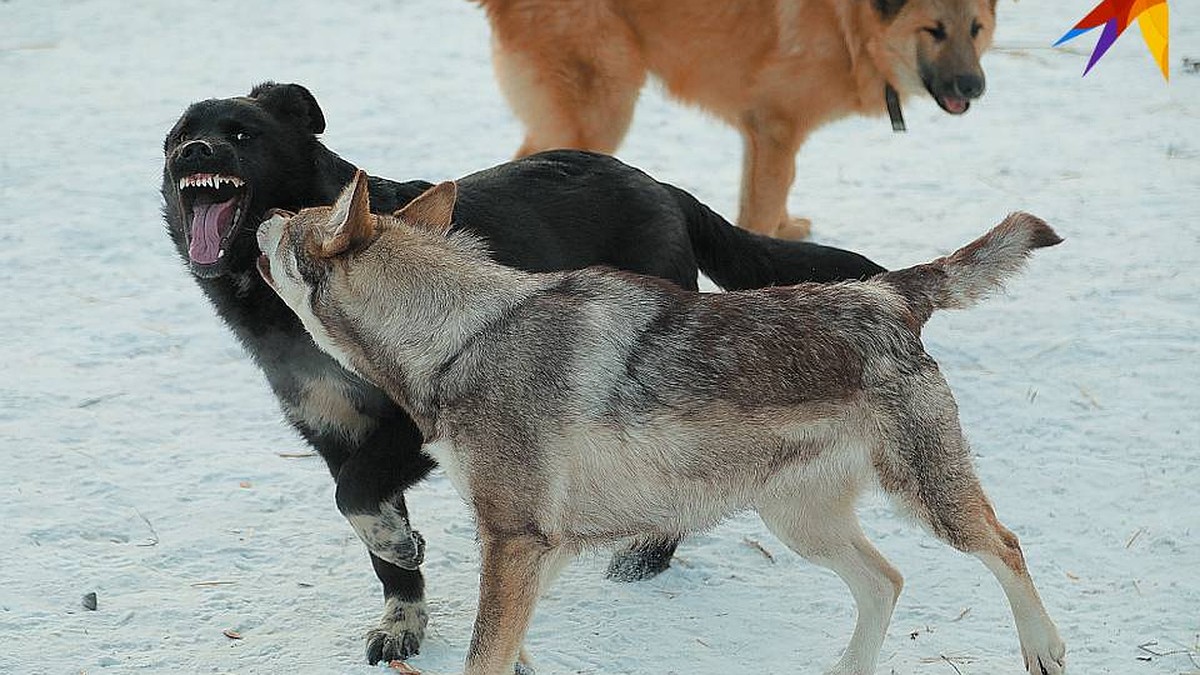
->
[477, 0, 997, 239]
[258, 171, 1066, 675]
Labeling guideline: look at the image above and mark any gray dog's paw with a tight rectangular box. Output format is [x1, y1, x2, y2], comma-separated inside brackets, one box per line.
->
[364, 598, 428, 664]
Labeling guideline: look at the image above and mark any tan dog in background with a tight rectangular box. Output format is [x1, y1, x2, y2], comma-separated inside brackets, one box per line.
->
[259, 171, 1065, 675]
[477, 0, 997, 239]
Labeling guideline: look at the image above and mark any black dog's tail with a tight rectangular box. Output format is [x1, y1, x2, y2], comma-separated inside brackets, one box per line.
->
[662, 183, 886, 291]
[880, 212, 1062, 328]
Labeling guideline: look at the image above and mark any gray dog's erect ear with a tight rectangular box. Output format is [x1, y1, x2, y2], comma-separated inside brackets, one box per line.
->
[871, 0, 908, 21]
[395, 182, 458, 237]
[317, 170, 374, 258]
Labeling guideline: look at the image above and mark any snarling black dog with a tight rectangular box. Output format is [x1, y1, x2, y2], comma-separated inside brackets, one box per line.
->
[161, 82, 885, 665]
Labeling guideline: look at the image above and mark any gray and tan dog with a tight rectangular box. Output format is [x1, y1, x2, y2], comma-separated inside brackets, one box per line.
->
[257, 171, 1066, 675]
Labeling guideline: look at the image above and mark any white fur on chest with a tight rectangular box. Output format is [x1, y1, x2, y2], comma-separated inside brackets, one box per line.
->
[422, 438, 472, 502]
[283, 374, 372, 440]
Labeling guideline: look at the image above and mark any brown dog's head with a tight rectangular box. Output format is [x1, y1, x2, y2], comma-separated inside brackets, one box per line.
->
[868, 0, 996, 114]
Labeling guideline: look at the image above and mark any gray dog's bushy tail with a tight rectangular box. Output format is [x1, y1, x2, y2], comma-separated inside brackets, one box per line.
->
[881, 212, 1062, 326]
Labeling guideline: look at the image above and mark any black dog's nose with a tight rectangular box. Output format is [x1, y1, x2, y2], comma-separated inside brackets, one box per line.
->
[954, 74, 985, 99]
[179, 139, 214, 159]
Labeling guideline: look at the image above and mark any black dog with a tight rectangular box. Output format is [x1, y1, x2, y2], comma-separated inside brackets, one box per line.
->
[161, 82, 885, 665]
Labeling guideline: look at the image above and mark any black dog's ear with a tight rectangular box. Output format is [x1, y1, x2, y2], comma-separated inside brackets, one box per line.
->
[871, 0, 908, 21]
[249, 82, 327, 134]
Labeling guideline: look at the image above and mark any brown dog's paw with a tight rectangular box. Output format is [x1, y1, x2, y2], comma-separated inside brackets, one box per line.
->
[774, 216, 812, 241]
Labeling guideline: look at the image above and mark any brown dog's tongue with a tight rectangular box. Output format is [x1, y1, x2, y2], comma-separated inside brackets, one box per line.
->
[189, 197, 238, 264]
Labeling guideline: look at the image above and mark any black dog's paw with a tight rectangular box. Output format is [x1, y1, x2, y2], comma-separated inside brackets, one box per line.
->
[514, 662, 536, 675]
[604, 535, 679, 582]
[364, 598, 428, 664]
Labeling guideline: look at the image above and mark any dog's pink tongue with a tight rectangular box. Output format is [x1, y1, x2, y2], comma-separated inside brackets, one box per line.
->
[942, 95, 969, 114]
[189, 198, 238, 264]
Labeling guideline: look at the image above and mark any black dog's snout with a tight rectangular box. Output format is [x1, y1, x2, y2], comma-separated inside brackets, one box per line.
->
[178, 139, 214, 159]
[953, 74, 985, 99]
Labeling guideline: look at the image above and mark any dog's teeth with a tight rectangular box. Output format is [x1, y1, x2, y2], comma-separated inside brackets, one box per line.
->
[218, 249, 225, 259]
[177, 173, 244, 191]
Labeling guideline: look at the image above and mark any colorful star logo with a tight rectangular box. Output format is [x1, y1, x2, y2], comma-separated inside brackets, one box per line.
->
[1056, 0, 1170, 80]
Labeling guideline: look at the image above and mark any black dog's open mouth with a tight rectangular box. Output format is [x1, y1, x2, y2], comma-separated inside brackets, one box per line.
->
[178, 173, 251, 266]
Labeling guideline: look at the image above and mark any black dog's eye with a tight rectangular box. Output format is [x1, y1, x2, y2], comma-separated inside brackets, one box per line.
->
[924, 22, 947, 41]
[971, 21, 983, 38]
[234, 131, 254, 142]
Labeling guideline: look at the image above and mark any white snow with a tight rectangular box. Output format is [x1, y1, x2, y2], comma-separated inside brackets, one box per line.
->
[0, 1, 1196, 673]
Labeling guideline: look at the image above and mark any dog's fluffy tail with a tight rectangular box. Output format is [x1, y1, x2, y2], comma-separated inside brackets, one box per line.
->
[881, 212, 1062, 326]
[661, 183, 886, 290]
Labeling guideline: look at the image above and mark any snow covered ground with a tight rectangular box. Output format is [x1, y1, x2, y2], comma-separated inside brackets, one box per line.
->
[1, 1, 1197, 673]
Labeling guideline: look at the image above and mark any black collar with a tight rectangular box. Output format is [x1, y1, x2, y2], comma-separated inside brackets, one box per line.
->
[885, 84, 906, 133]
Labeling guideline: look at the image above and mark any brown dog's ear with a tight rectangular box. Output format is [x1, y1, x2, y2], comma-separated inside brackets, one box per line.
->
[394, 181, 457, 237]
[316, 169, 374, 258]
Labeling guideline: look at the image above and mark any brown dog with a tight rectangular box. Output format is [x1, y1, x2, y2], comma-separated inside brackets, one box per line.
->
[259, 172, 1065, 675]
[477, 0, 996, 239]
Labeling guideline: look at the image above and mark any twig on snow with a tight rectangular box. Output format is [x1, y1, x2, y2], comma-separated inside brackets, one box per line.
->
[133, 506, 159, 547]
[939, 654, 965, 675]
[742, 537, 776, 564]
[1125, 527, 1147, 549]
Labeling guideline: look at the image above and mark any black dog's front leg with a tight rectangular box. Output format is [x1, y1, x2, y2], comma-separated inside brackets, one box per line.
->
[365, 552, 427, 663]
[331, 415, 437, 664]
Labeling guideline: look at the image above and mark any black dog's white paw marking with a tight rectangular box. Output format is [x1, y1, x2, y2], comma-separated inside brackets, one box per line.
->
[365, 597, 428, 664]
[347, 502, 426, 570]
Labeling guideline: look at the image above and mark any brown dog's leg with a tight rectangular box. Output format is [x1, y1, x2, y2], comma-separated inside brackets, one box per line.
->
[487, 3, 646, 157]
[465, 532, 557, 675]
[758, 487, 903, 675]
[737, 108, 807, 239]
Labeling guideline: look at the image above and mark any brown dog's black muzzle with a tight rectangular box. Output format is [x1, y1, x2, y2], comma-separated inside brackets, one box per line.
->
[953, 73, 985, 100]
[922, 66, 986, 115]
